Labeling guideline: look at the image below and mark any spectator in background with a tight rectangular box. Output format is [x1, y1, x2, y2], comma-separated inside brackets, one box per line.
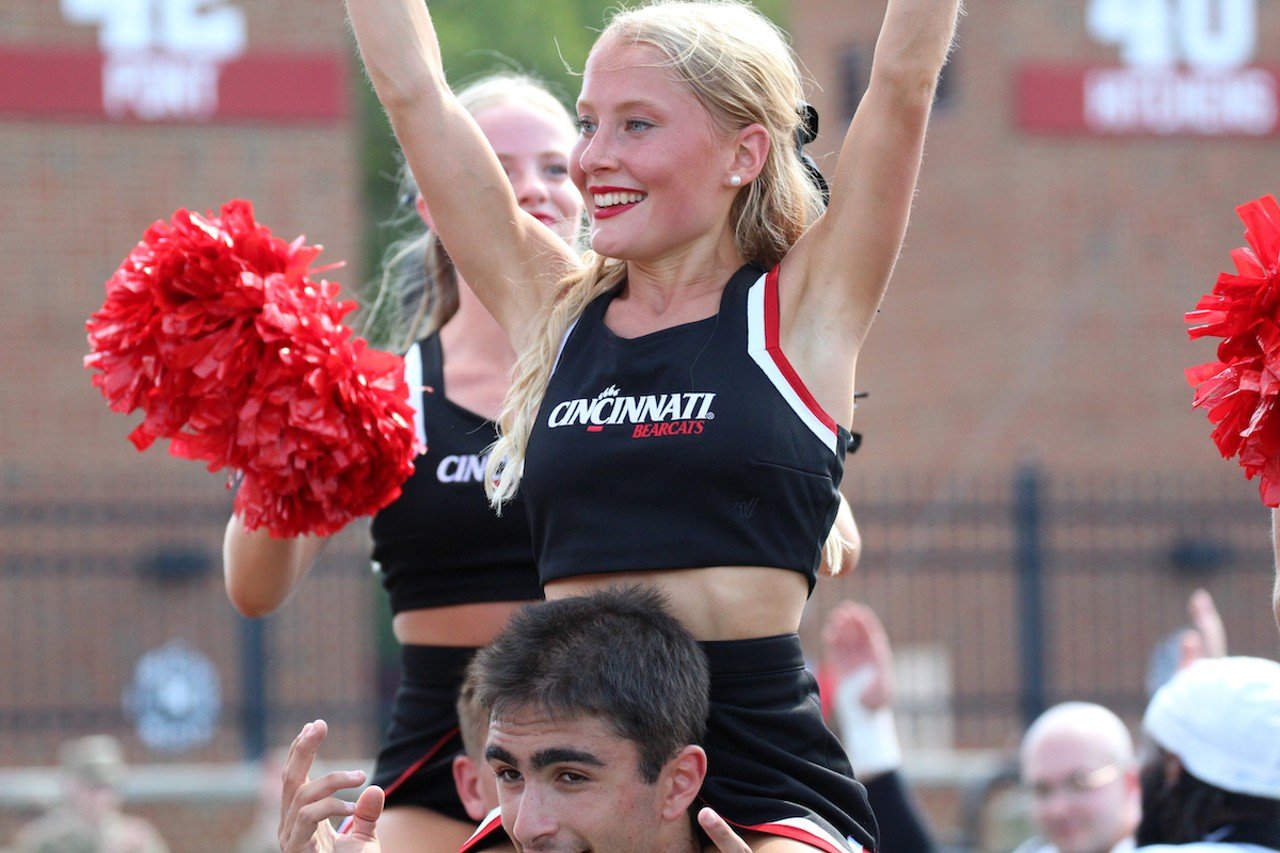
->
[14, 735, 169, 853]
[1135, 656, 1280, 851]
[1016, 703, 1141, 853]
[822, 600, 940, 853]
[1014, 588, 1230, 853]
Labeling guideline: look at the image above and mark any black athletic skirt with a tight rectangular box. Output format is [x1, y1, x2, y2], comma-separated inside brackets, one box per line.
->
[698, 634, 879, 853]
[371, 644, 478, 822]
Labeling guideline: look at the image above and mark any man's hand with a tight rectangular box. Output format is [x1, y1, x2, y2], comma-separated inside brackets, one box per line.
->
[279, 719, 384, 853]
[698, 808, 752, 852]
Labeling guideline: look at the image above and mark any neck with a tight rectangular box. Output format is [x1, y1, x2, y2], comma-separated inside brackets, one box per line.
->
[665, 822, 701, 853]
[619, 230, 745, 319]
[619, 224, 742, 297]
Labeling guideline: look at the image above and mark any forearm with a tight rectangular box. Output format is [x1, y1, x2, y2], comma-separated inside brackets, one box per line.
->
[223, 514, 328, 617]
[1273, 509, 1280, 630]
[343, 0, 566, 341]
[863, 772, 940, 853]
[344, 0, 445, 109]
[871, 0, 963, 96]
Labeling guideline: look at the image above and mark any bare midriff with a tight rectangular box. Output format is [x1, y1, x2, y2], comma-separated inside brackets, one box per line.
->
[545, 566, 810, 642]
[392, 599, 531, 647]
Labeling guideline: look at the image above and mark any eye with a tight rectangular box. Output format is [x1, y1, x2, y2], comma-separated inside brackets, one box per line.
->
[545, 162, 569, 177]
[557, 770, 589, 785]
[625, 119, 653, 133]
[577, 117, 597, 135]
[493, 766, 522, 785]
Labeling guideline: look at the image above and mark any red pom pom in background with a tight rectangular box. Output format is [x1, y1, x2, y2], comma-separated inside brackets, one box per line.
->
[86, 200, 420, 536]
[1186, 194, 1280, 506]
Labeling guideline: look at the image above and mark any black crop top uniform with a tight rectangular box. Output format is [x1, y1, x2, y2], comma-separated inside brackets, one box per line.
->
[365, 333, 542, 823]
[520, 263, 877, 852]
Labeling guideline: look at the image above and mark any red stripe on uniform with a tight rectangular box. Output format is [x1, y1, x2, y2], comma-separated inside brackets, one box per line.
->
[726, 817, 857, 853]
[384, 725, 459, 798]
[340, 727, 461, 834]
[761, 266, 837, 435]
[459, 811, 505, 853]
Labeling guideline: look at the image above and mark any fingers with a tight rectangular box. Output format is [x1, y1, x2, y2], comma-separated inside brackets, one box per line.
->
[823, 602, 866, 658]
[280, 769, 369, 852]
[278, 720, 370, 853]
[823, 601, 888, 677]
[698, 807, 752, 853]
[1177, 628, 1206, 671]
[279, 720, 326, 847]
[1187, 588, 1227, 658]
[345, 785, 385, 842]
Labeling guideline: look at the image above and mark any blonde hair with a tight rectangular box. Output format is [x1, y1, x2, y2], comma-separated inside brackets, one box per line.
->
[361, 73, 578, 353]
[487, 2, 843, 569]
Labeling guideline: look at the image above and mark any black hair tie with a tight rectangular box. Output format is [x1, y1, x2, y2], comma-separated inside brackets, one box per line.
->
[795, 102, 829, 207]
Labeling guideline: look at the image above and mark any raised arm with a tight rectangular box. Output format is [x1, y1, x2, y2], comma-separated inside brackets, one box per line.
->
[343, 0, 579, 350]
[1273, 509, 1280, 631]
[223, 516, 329, 617]
[785, 0, 962, 346]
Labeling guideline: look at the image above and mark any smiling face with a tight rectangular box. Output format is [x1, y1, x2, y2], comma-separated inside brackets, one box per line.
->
[473, 100, 584, 245]
[485, 707, 701, 852]
[572, 39, 739, 263]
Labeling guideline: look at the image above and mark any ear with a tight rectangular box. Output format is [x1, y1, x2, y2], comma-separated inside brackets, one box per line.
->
[728, 122, 771, 185]
[415, 194, 436, 231]
[658, 745, 707, 822]
[1122, 764, 1142, 804]
[452, 754, 491, 822]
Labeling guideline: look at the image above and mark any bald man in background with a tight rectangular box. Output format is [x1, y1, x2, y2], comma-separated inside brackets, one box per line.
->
[1016, 702, 1142, 853]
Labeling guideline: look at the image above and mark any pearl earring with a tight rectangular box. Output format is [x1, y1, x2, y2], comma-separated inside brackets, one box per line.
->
[729, 175, 742, 187]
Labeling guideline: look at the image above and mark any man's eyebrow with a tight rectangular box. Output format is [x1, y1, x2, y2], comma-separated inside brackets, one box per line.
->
[484, 744, 518, 765]
[531, 748, 606, 770]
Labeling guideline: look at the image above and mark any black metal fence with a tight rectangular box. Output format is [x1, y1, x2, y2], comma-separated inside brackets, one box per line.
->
[809, 464, 1278, 749]
[2, 464, 1277, 772]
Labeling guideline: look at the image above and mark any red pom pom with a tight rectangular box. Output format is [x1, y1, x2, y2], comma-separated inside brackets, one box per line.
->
[86, 200, 420, 535]
[1186, 194, 1280, 505]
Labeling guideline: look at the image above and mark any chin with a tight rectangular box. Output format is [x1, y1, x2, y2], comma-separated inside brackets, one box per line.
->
[588, 231, 631, 261]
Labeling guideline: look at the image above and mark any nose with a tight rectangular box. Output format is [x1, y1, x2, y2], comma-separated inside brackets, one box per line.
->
[576, 129, 616, 177]
[510, 164, 549, 211]
[1036, 788, 1075, 823]
[508, 783, 558, 846]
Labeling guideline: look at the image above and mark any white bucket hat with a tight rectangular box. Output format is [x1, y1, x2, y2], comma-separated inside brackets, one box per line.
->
[1143, 656, 1280, 799]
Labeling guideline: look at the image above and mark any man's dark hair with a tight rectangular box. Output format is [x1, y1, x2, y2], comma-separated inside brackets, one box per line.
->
[455, 669, 488, 760]
[1137, 746, 1280, 845]
[469, 584, 709, 784]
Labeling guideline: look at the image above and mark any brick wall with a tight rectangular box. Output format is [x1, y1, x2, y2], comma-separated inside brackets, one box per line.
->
[0, 0, 361, 493]
[0, 0, 369, 780]
[791, 0, 1280, 490]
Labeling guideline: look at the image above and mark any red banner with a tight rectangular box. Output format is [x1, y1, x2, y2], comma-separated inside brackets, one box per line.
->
[0, 48, 348, 125]
[1016, 63, 1280, 138]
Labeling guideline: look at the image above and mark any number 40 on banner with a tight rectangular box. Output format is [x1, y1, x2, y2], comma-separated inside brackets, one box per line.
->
[1087, 0, 1258, 69]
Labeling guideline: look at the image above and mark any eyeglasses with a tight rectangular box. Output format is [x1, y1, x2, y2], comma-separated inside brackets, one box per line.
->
[1027, 762, 1122, 801]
